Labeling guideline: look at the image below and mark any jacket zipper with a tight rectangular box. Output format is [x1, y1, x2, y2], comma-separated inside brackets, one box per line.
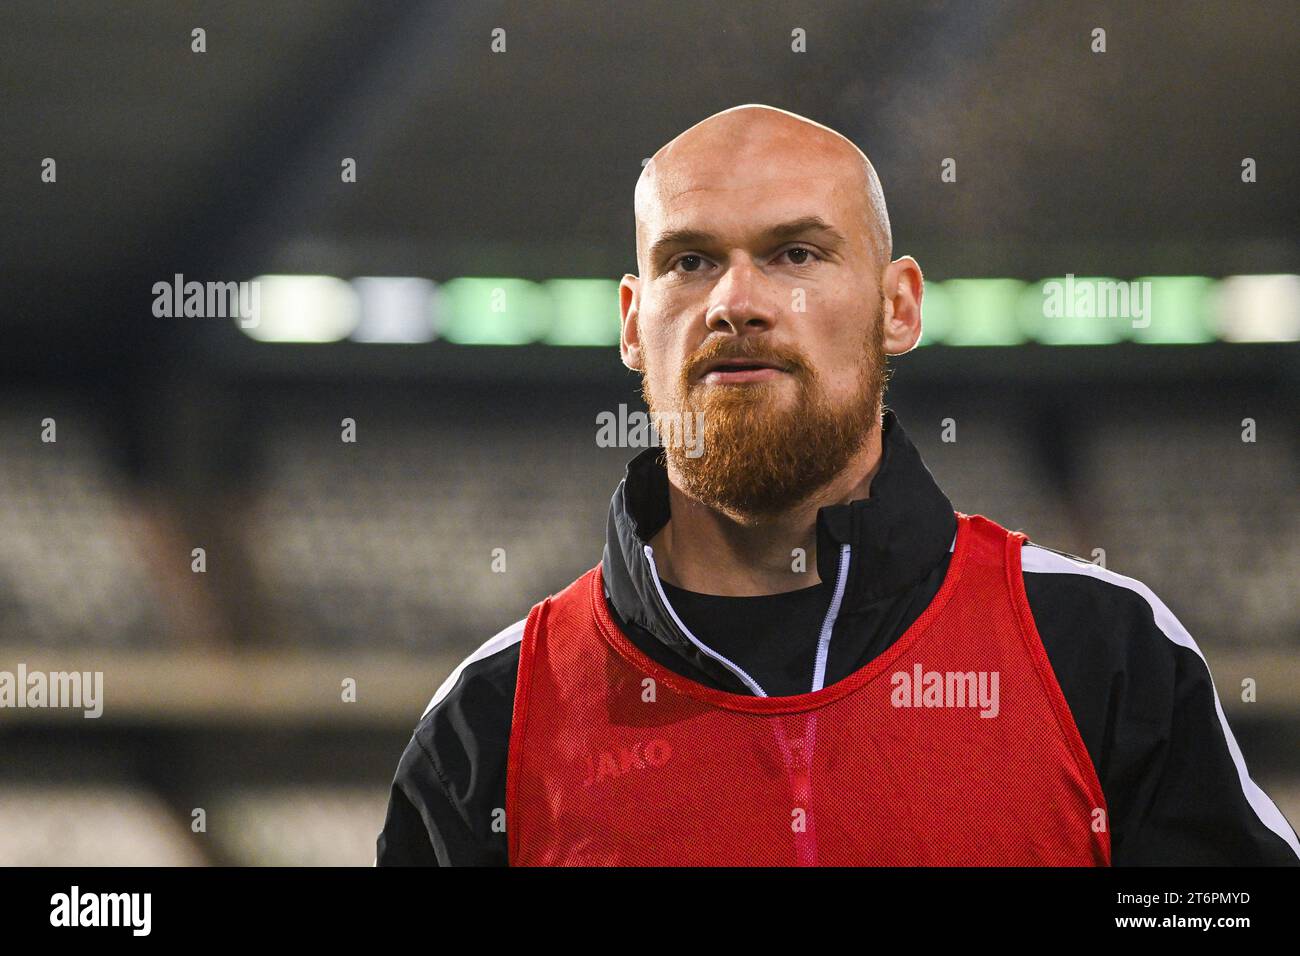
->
[642, 542, 853, 864]
[642, 544, 767, 695]
[641, 541, 852, 696]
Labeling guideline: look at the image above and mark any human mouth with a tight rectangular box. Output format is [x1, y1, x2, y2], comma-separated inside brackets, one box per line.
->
[698, 358, 792, 385]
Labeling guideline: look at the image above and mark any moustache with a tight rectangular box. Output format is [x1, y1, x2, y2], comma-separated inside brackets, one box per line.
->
[682, 339, 809, 385]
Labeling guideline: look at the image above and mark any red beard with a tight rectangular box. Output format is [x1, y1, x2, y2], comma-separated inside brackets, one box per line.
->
[643, 303, 889, 521]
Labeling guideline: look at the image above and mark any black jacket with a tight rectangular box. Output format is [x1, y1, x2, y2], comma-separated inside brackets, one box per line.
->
[377, 408, 1300, 866]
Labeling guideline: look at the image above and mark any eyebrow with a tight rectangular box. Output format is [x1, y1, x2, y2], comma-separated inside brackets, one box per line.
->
[647, 215, 848, 270]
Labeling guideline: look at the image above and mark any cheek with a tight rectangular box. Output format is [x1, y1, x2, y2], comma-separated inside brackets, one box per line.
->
[640, 325, 689, 395]
[810, 329, 872, 396]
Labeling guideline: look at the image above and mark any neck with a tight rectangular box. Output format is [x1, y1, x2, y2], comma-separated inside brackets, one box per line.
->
[649, 422, 884, 596]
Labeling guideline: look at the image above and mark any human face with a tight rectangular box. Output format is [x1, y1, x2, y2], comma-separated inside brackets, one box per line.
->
[622, 130, 890, 518]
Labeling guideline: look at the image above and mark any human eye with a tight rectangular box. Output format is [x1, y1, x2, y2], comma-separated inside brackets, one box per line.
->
[669, 253, 712, 276]
[778, 245, 822, 266]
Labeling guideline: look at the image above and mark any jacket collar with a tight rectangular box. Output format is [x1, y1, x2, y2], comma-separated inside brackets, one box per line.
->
[601, 407, 958, 674]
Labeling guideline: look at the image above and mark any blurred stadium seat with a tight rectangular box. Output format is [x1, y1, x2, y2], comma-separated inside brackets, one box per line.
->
[0, 786, 203, 866]
[906, 404, 1086, 555]
[244, 398, 625, 649]
[1080, 414, 1298, 648]
[0, 402, 166, 648]
[207, 786, 390, 866]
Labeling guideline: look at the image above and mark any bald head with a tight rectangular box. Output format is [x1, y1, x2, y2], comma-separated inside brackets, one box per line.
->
[634, 104, 892, 275]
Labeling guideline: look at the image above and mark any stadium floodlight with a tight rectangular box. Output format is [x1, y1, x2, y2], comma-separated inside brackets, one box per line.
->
[349, 277, 439, 344]
[1130, 277, 1216, 344]
[939, 279, 1029, 346]
[438, 278, 552, 344]
[542, 279, 622, 346]
[1213, 274, 1300, 343]
[1019, 277, 1129, 345]
[240, 275, 359, 343]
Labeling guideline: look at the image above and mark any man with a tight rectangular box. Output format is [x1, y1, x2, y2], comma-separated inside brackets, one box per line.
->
[377, 104, 1299, 865]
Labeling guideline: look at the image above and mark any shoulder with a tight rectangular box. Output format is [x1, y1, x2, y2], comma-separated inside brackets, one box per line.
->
[380, 619, 527, 866]
[398, 617, 525, 807]
[1017, 540, 1201, 667]
[1014, 541, 1199, 777]
[1016, 541, 1300, 863]
[419, 617, 526, 724]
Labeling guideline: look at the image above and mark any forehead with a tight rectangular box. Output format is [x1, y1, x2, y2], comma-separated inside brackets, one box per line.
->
[637, 134, 869, 250]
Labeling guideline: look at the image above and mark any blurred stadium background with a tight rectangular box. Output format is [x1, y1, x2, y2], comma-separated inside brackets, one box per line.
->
[0, 1, 1296, 864]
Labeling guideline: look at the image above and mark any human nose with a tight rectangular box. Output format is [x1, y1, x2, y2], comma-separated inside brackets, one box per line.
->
[704, 257, 778, 336]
